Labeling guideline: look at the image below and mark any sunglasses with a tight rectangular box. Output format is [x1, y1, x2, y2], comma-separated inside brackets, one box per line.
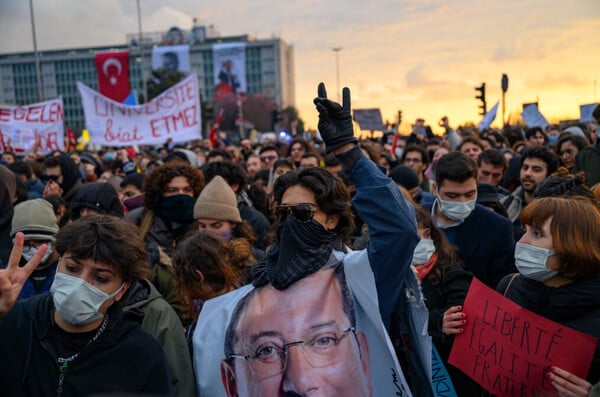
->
[275, 203, 317, 223]
[42, 174, 60, 183]
[260, 155, 277, 162]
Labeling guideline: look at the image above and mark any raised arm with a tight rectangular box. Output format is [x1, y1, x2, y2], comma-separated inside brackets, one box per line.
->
[314, 82, 419, 328]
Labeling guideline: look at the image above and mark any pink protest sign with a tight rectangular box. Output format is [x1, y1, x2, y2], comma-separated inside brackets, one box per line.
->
[449, 278, 597, 397]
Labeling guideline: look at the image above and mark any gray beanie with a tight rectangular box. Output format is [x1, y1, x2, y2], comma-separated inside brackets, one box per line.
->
[193, 176, 242, 223]
[11, 199, 59, 242]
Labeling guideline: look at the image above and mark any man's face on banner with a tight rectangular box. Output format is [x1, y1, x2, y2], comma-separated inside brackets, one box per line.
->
[221, 268, 372, 397]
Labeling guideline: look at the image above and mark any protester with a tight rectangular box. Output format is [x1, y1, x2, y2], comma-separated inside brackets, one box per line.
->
[410, 204, 481, 396]
[0, 215, 172, 395]
[477, 149, 510, 197]
[8, 160, 45, 199]
[497, 197, 600, 392]
[285, 137, 310, 168]
[193, 83, 432, 396]
[69, 182, 124, 220]
[0, 165, 17, 267]
[119, 172, 145, 212]
[401, 144, 431, 192]
[572, 104, 600, 186]
[456, 135, 484, 161]
[555, 133, 587, 171]
[193, 175, 263, 264]
[42, 154, 83, 203]
[525, 126, 548, 147]
[125, 159, 205, 257]
[500, 146, 559, 239]
[9, 199, 60, 300]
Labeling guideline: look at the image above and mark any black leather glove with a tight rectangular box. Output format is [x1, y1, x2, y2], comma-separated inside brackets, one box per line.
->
[313, 82, 357, 153]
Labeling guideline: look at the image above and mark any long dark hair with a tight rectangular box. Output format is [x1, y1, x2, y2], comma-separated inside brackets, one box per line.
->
[412, 204, 462, 285]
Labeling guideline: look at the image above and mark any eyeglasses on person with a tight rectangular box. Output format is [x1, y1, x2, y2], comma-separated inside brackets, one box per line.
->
[228, 326, 355, 380]
[275, 203, 317, 223]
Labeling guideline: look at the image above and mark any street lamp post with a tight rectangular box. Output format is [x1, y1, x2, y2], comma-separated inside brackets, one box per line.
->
[29, 0, 43, 101]
[136, 0, 148, 103]
[332, 47, 342, 102]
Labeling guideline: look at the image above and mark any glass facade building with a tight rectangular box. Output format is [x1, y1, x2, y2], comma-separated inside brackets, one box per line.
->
[0, 27, 295, 133]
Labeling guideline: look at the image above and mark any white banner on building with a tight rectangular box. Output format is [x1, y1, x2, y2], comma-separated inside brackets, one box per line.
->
[0, 98, 65, 155]
[77, 74, 202, 147]
[152, 44, 191, 74]
[213, 42, 247, 98]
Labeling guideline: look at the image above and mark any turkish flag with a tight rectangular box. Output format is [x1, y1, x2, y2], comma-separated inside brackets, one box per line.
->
[95, 51, 130, 102]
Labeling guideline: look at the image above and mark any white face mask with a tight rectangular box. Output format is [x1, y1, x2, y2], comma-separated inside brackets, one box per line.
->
[436, 192, 477, 221]
[412, 239, 436, 265]
[50, 272, 124, 325]
[22, 243, 53, 264]
[514, 242, 558, 282]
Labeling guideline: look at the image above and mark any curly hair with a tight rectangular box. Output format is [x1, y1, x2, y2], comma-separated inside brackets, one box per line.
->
[272, 167, 355, 247]
[142, 159, 205, 210]
[172, 232, 253, 317]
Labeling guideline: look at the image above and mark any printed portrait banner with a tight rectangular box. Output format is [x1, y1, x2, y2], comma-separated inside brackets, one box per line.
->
[77, 74, 201, 147]
[0, 98, 65, 154]
[448, 278, 597, 397]
[152, 45, 191, 74]
[193, 250, 414, 397]
[521, 104, 549, 129]
[580, 103, 598, 123]
[213, 42, 247, 100]
[95, 50, 130, 102]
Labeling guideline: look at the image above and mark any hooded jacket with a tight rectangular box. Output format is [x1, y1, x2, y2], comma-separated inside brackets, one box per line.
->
[497, 274, 600, 383]
[0, 294, 172, 396]
[122, 278, 196, 397]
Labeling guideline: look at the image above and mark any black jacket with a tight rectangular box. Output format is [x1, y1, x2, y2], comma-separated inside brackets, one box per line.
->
[425, 202, 517, 289]
[0, 294, 172, 396]
[497, 274, 600, 384]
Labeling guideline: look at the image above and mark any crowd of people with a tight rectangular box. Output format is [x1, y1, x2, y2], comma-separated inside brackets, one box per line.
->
[0, 89, 599, 396]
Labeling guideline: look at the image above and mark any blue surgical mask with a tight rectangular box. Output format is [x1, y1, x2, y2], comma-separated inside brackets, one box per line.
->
[22, 242, 53, 264]
[218, 229, 233, 242]
[436, 192, 477, 221]
[548, 135, 558, 144]
[514, 242, 558, 282]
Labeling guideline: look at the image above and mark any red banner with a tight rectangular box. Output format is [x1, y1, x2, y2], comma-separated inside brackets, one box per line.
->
[95, 51, 130, 103]
[449, 278, 597, 397]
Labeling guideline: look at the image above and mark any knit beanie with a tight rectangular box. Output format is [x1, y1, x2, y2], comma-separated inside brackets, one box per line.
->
[193, 176, 242, 223]
[11, 199, 59, 242]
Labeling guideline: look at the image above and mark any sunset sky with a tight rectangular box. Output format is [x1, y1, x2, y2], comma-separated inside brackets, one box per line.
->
[1, 0, 599, 135]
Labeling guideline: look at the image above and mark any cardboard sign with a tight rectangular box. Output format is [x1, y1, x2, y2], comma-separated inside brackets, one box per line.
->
[0, 98, 65, 154]
[78, 74, 201, 146]
[449, 278, 597, 397]
[580, 103, 598, 123]
[521, 104, 549, 129]
[479, 101, 499, 131]
[353, 108, 385, 131]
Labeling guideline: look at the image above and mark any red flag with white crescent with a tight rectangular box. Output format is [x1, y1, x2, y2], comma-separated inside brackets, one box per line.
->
[209, 109, 223, 149]
[95, 51, 130, 102]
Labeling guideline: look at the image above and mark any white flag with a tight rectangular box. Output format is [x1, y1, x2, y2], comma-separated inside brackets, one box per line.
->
[479, 101, 499, 131]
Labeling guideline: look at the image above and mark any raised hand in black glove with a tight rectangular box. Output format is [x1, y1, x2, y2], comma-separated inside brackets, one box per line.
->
[313, 82, 358, 153]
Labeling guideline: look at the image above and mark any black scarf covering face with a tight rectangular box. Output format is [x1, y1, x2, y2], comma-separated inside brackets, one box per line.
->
[252, 216, 337, 290]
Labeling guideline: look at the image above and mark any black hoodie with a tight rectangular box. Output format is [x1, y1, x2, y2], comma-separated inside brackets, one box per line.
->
[498, 273, 600, 383]
[0, 294, 172, 396]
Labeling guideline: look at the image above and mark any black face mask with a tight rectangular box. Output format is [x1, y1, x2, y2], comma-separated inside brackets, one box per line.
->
[156, 194, 196, 224]
[253, 216, 337, 290]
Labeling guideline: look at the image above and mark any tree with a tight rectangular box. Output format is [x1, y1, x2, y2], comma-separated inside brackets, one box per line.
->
[144, 68, 186, 102]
